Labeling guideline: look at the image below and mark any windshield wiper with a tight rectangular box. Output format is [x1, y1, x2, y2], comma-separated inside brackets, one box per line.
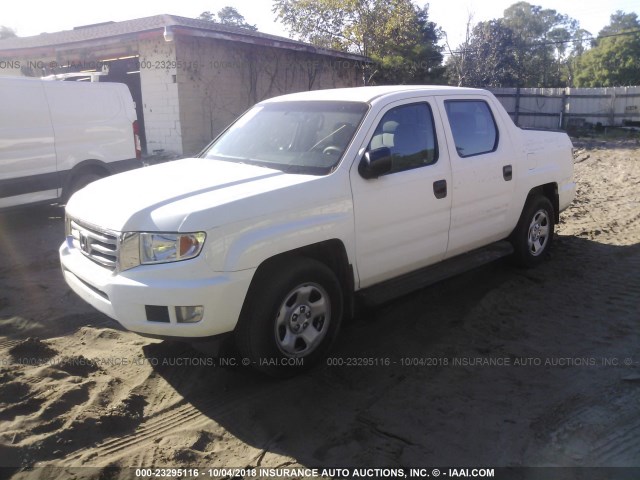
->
[210, 155, 279, 170]
[308, 124, 347, 151]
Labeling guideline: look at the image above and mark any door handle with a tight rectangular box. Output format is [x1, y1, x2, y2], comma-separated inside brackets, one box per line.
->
[433, 179, 447, 199]
[503, 165, 512, 181]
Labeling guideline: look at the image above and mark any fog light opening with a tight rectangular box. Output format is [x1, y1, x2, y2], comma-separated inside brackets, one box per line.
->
[175, 306, 204, 323]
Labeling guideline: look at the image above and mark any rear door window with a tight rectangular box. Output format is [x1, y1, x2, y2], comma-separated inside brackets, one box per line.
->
[445, 100, 498, 158]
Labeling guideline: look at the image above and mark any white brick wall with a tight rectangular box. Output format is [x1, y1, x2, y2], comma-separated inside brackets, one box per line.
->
[138, 38, 183, 156]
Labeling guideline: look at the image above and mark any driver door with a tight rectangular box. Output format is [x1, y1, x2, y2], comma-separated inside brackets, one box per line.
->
[349, 98, 452, 288]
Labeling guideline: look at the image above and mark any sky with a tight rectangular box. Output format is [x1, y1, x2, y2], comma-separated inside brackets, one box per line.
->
[2, 0, 639, 48]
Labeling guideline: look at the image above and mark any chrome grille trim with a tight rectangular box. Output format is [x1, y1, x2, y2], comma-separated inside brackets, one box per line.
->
[68, 218, 119, 271]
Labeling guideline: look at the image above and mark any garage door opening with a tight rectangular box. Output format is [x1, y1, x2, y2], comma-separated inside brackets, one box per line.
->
[99, 57, 147, 154]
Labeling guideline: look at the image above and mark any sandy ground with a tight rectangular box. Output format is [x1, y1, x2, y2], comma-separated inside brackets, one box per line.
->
[0, 139, 639, 478]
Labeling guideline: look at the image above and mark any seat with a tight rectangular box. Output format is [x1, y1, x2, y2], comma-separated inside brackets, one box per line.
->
[370, 120, 399, 150]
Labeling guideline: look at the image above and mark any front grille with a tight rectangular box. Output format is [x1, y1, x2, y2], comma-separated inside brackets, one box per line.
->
[68, 219, 119, 271]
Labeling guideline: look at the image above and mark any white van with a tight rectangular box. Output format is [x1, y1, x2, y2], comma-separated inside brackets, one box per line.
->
[0, 76, 141, 209]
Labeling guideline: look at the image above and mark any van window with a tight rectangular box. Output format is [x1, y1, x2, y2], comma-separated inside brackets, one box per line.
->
[445, 100, 498, 158]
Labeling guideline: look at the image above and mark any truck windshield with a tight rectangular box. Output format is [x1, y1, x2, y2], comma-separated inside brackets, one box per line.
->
[202, 101, 369, 175]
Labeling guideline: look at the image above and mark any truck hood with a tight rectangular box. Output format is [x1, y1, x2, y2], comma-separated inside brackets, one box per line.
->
[66, 158, 320, 232]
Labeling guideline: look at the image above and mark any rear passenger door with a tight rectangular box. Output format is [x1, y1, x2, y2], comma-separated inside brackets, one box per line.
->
[350, 98, 452, 288]
[0, 80, 57, 208]
[437, 96, 516, 258]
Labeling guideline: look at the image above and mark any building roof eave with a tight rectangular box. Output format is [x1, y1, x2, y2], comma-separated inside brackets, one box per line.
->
[170, 26, 369, 62]
[0, 14, 370, 63]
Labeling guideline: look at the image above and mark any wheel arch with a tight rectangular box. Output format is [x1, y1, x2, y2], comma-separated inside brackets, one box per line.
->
[62, 160, 111, 200]
[526, 182, 559, 223]
[241, 239, 355, 322]
[508, 191, 556, 267]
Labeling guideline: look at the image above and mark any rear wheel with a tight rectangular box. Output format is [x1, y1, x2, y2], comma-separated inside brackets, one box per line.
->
[510, 195, 555, 267]
[235, 257, 343, 377]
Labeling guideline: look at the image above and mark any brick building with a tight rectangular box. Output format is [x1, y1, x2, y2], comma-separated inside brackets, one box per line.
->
[0, 15, 366, 156]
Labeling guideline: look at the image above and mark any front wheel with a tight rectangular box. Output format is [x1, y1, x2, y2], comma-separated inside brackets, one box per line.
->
[510, 195, 555, 267]
[235, 257, 344, 377]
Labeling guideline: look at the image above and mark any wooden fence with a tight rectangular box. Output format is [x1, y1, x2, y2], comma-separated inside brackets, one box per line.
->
[488, 87, 640, 130]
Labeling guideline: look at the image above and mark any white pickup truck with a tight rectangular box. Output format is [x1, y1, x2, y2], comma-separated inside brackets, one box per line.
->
[60, 86, 575, 375]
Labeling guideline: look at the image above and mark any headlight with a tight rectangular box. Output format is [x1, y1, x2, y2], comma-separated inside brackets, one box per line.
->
[118, 232, 206, 271]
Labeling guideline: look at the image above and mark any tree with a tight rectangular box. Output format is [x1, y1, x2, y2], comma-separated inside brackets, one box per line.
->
[197, 6, 257, 31]
[444, 13, 474, 87]
[272, 0, 444, 85]
[446, 2, 583, 88]
[217, 6, 257, 31]
[564, 28, 592, 86]
[0, 26, 16, 40]
[372, 5, 445, 84]
[599, 11, 640, 36]
[459, 19, 519, 87]
[197, 11, 215, 22]
[501, 2, 580, 86]
[575, 12, 640, 87]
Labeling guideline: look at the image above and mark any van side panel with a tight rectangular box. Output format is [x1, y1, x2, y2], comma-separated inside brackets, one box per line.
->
[0, 78, 57, 207]
[0, 78, 140, 209]
[43, 82, 137, 175]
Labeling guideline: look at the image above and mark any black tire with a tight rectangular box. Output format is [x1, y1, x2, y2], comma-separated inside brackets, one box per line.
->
[510, 195, 555, 267]
[235, 257, 344, 377]
[67, 172, 103, 201]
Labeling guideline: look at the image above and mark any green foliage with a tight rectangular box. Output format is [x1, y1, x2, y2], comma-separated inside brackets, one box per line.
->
[446, 1, 584, 88]
[503, 2, 580, 86]
[0, 26, 16, 40]
[458, 20, 519, 87]
[217, 6, 258, 31]
[446, 4, 640, 88]
[372, 5, 445, 84]
[197, 6, 257, 31]
[272, 0, 444, 85]
[575, 12, 640, 87]
[197, 11, 215, 22]
[600, 11, 640, 36]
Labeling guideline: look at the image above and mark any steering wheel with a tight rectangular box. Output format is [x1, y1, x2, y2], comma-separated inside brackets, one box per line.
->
[322, 146, 342, 156]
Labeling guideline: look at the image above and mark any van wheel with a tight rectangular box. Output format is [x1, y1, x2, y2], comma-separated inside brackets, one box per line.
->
[510, 195, 555, 267]
[235, 257, 343, 377]
[66, 172, 103, 201]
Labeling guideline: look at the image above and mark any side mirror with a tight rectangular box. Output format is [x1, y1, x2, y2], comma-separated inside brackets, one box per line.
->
[358, 147, 392, 179]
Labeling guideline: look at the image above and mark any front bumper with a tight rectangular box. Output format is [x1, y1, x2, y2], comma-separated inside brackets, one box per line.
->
[59, 241, 255, 338]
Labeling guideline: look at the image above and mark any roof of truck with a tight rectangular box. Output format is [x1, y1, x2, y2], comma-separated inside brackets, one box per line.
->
[261, 85, 488, 104]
